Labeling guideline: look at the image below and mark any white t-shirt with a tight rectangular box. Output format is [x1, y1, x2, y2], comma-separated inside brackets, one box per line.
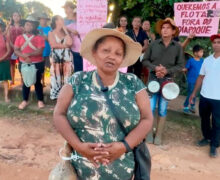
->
[200, 54, 220, 100]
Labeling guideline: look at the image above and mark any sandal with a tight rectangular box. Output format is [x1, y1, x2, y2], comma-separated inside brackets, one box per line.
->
[38, 101, 45, 109]
[18, 101, 28, 110]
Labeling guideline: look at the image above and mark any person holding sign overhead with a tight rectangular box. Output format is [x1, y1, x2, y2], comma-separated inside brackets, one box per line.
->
[142, 18, 184, 145]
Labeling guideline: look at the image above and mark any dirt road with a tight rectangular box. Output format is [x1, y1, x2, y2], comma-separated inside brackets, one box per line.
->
[0, 116, 219, 180]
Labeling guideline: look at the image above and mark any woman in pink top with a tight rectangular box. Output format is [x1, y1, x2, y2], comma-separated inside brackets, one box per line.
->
[6, 12, 24, 85]
[0, 19, 11, 102]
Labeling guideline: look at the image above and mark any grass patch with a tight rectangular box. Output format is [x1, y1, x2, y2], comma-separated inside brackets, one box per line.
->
[167, 110, 200, 130]
[0, 102, 52, 119]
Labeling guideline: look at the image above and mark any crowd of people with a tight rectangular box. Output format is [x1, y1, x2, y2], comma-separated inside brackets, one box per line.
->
[0, 0, 220, 179]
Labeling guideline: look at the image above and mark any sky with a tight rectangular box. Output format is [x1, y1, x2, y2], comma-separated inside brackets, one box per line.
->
[17, 0, 66, 17]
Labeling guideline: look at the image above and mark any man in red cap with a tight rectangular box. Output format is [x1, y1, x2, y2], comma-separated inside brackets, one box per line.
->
[190, 34, 220, 158]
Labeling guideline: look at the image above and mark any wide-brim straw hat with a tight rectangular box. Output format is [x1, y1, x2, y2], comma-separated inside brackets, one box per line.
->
[38, 13, 50, 21]
[156, 18, 180, 37]
[21, 15, 39, 27]
[80, 28, 142, 68]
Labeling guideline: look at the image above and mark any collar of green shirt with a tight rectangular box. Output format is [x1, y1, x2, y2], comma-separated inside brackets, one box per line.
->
[158, 38, 176, 46]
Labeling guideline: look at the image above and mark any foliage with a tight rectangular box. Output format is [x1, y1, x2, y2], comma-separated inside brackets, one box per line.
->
[0, 0, 26, 20]
[24, 1, 53, 18]
[0, 0, 53, 22]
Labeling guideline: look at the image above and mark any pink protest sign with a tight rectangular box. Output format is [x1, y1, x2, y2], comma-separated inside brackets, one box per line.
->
[174, 1, 220, 37]
[77, 0, 107, 71]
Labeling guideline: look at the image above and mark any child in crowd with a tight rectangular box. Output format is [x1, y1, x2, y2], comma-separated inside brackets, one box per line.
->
[183, 45, 204, 113]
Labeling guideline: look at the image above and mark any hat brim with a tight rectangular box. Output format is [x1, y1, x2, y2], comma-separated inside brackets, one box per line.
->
[80, 28, 142, 68]
[210, 34, 220, 42]
[21, 19, 39, 27]
[156, 19, 180, 37]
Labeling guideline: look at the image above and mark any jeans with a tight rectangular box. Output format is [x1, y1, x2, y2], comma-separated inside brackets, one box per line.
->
[183, 82, 196, 107]
[72, 51, 83, 72]
[19, 61, 44, 101]
[150, 92, 168, 117]
[199, 95, 220, 147]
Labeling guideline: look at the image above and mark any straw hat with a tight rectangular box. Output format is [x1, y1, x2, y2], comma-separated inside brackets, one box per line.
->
[21, 15, 39, 27]
[62, 1, 76, 9]
[80, 28, 142, 68]
[156, 18, 180, 37]
[210, 34, 220, 42]
[38, 13, 50, 21]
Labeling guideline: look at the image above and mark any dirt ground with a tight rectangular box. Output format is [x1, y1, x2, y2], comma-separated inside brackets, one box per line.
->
[0, 114, 220, 180]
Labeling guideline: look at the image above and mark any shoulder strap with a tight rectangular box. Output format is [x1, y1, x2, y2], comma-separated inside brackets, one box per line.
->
[96, 72, 127, 136]
[21, 34, 37, 51]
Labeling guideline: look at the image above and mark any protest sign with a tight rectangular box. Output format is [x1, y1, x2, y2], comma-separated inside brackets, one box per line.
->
[77, 0, 107, 71]
[174, 1, 220, 37]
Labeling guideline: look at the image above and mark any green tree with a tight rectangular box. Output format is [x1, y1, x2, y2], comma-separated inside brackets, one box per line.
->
[24, 1, 53, 18]
[0, 0, 27, 20]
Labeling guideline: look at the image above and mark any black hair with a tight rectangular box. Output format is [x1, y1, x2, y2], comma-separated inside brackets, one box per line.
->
[118, 15, 128, 27]
[51, 15, 60, 30]
[193, 45, 203, 53]
[103, 23, 115, 29]
[93, 35, 126, 57]
[10, 11, 22, 26]
[142, 20, 150, 25]
[132, 16, 142, 23]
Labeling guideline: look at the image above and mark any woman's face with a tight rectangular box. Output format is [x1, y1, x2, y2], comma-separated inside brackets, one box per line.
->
[132, 18, 141, 29]
[93, 37, 125, 74]
[120, 17, 127, 27]
[142, 21, 150, 31]
[56, 16, 64, 28]
[12, 12, 21, 23]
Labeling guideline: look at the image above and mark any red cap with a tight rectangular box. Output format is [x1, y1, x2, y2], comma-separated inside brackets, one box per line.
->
[210, 34, 220, 42]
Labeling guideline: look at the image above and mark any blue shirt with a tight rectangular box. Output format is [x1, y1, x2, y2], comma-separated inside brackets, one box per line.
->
[37, 26, 51, 57]
[185, 57, 204, 84]
[64, 18, 75, 26]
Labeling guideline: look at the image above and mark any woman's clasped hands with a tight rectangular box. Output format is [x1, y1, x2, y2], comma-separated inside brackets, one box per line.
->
[77, 142, 127, 168]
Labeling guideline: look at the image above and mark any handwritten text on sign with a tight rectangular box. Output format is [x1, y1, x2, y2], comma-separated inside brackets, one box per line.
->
[174, 1, 220, 37]
[77, 0, 107, 71]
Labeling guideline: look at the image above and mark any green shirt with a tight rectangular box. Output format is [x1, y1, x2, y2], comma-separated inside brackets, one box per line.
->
[142, 38, 184, 75]
[67, 71, 146, 180]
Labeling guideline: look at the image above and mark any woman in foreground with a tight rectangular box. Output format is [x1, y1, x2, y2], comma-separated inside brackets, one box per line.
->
[54, 28, 153, 180]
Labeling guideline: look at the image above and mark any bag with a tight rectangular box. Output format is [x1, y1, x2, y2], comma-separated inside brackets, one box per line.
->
[96, 73, 151, 180]
[21, 63, 37, 87]
[48, 141, 77, 180]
